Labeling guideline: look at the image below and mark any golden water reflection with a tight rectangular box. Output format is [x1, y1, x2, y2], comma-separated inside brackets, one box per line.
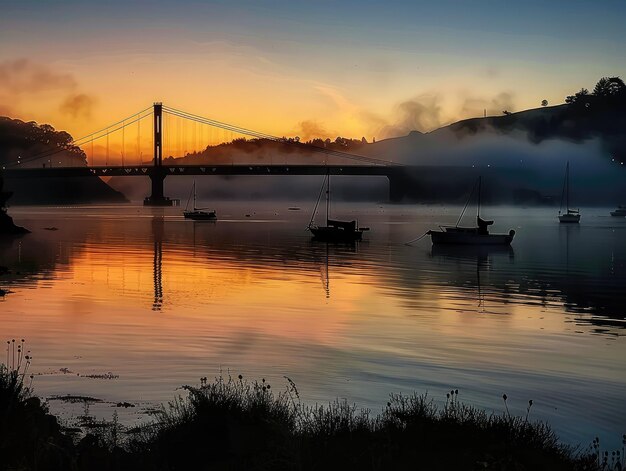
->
[0, 204, 624, 446]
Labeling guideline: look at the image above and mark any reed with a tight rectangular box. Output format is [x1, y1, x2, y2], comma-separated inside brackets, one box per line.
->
[1, 354, 620, 470]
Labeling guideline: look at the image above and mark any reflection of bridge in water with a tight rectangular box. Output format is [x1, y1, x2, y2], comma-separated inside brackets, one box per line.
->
[0, 212, 623, 330]
[4, 103, 417, 203]
[142, 216, 625, 330]
[152, 216, 164, 311]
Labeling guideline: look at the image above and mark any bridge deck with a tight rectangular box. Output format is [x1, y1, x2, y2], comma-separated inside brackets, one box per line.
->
[4, 164, 404, 178]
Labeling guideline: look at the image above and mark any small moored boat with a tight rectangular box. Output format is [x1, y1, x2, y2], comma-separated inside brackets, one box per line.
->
[308, 173, 368, 242]
[558, 162, 580, 223]
[610, 205, 626, 217]
[310, 219, 367, 242]
[183, 180, 217, 221]
[427, 177, 515, 245]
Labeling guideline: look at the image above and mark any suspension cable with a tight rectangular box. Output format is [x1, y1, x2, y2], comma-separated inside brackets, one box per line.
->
[163, 106, 395, 166]
[5, 111, 152, 168]
[165, 107, 386, 165]
[70, 107, 152, 144]
[8, 104, 398, 169]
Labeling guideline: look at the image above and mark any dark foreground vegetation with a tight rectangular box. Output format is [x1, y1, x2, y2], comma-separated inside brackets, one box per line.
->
[1, 353, 624, 470]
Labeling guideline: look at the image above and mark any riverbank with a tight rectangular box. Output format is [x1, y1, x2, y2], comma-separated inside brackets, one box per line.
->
[3, 362, 619, 471]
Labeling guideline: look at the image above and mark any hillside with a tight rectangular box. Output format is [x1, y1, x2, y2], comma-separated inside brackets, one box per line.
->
[0, 117, 127, 204]
[359, 81, 626, 203]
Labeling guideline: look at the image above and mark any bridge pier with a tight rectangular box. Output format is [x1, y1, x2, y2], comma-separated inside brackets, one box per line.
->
[143, 102, 174, 206]
[388, 173, 411, 202]
[144, 168, 173, 206]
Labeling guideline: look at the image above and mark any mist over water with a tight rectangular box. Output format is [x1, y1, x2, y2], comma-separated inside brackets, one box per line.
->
[102, 123, 626, 205]
[366, 129, 626, 203]
[1, 203, 624, 447]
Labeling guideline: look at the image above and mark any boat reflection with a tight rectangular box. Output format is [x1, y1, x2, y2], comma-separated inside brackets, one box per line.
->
[430, 244, 514, 261]
[430, 245, 515, 313]
[0, 210, 624, 334]
[2, 207, 624, 449]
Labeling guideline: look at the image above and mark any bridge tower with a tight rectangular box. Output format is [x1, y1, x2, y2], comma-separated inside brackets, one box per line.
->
[144, 102, 173, 206]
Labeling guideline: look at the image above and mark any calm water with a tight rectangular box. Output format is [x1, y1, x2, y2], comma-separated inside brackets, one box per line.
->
[1, 203, 625, 447]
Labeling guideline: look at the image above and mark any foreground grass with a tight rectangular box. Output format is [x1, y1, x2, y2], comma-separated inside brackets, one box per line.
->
[1, 363, 621, 470]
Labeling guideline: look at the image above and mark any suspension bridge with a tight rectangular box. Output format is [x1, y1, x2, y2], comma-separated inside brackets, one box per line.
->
[3, 103, 415, 203]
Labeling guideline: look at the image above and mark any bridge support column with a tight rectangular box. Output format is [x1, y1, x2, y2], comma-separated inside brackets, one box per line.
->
[144, 168, 172, 206]
[144, 102, 173, 206]
[388, 173, 411, 203]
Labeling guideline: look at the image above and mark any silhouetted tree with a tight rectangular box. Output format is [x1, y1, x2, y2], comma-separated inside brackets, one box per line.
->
[593, 76, 626, 97]
[541, 99, 548, 107]
[565, 88, 589, 105]
[0, 117, 87, 167]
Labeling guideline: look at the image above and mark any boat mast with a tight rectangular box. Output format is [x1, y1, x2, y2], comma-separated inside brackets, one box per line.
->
[456, 177, 480, 227]
[477, 176, 482, 220]
[559, 163, 567, 215]
[193, 180, 197, 211]
[308, 174, 327, 229]
[566, 161, 570, 212]
[326, 169, 330, 225]
[185, 181, 194, 211]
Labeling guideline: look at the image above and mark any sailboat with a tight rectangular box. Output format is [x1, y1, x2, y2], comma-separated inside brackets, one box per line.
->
[183, 180, 217, 221]
[610, 205, 626, 217]
[427, 176, 515, 245]
[308, 173, 368, 242]
[558, 162, 580, 223]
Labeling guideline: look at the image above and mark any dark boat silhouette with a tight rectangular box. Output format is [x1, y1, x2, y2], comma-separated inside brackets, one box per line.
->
[427, 176, 515, 245]
[307, 173, 368, 242]
[558, 162, 580, 223]
[183, 180, 217, 221]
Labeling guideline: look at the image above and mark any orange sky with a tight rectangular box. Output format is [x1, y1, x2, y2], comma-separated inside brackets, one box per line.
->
[1, 2, 625, 164]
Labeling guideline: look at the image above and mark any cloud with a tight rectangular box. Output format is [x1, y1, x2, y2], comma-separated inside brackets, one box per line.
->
[358, 110, 387, 137]
[378, 95, 443, 138]
[292, 119, 333, 141]
[360, 91, 519, 140]
[313, 84, 357, 114]
[0, 58, 76, 94]
[0, 58, 97, 121]
[59, 93, 96, 119]
[460, 92, 516, 118]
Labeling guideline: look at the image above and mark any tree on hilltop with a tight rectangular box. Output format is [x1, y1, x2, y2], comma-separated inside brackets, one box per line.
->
[565, 88, 589, 105]
[593, 76, 626, 98]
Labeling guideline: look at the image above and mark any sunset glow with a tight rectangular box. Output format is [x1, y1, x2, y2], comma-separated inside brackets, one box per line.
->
[2, 0, 625, 162]
[2, 3, 626, 467]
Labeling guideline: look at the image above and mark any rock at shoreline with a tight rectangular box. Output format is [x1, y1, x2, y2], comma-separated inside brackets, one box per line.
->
[1, 175, 29, 235]
[0, 211, 29, 235]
